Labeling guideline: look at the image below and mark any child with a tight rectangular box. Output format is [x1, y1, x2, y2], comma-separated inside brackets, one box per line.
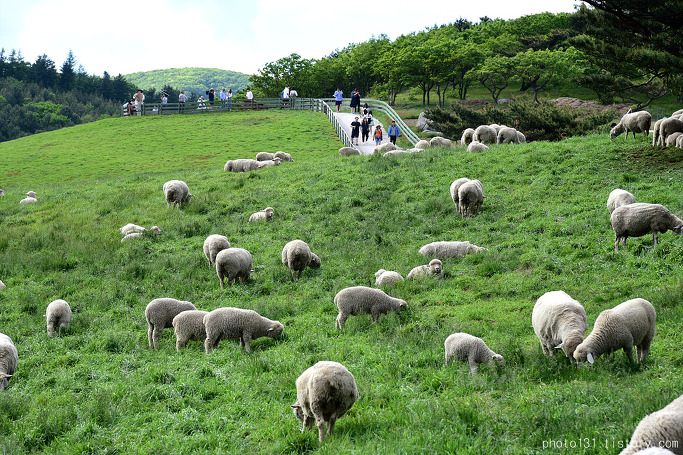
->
[374, 125, 383, 145]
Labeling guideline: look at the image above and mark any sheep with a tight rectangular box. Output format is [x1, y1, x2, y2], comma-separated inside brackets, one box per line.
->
[467, 141, 489, 153]
[172, 310, 209, 351]
[338, 147, 360, 156]
[203, 307, 284, 353]
[25, 191, 36, 198]
[460, 128, 475, 146]
[374, 142, 398, 153]
[430, 136, 452, 147]
[618, 394, 683, 455]
[665, 132, 682, 147]
[223, 158, 262, 172]
[257, 158, 282, 169]
[215, 247, 253, 288]
[145, 298, 197, 349]
[0, 280, 5, 290]
[516, 131, 526, 143]
[415, 139, 431, 149]
[497, 127, 522, 144]
[406, 259, 443, 280]
[573, 298, 656, 365]
[0, 333, 18, 391]
[652, 118, 664, 146]
[458, 179, 484, 217]
[444, 332, 504, 373]
[121, 226, 162, 242]
[0, 189, 4, 197]
[607, 189, 636, 214]
[374, 269, 404, 287]
[256, 151, 294, 162]
[162, 180, 193, 208]
[20, 192, 37, 204]
[656, 118, 683, 146]
[45, 299, 72, 337]
[383, 149, 411, 157]
[450, 178, 471, 213]
[610, 111, 652, 139]
[673, 108, 683, 117]
[532, 291, 588, 359]
[281, 239, 321, 280]
[120, 223, 161, 236]
[610, 203, 683, 251]
[203, 234, 231, 267]
[419, 241, 489, 259]
[472, 125, 497, 144]
[334, 286, 406, 330]
[248, 207, 274, 223]
[677, 134, 683, 149]
[291, 361, 359, 443]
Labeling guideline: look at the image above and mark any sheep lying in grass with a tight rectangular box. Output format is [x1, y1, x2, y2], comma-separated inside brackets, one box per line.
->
[0, 333, 18, 391]
[203, 235, 231, 267]
[532, 291, 587, 359]
[430, 136, 452, 147]
[163, 180, 193, 208]
[45, 299, 72, 337]
[256, 151, 294, 162]
[257, 158, 282, 169]
[145, 298, 197, 349]
[419, 241, 488, 258]
[120, 224, 161, 236]
[203, 307, 283, 353]
[460, 128, 475, 146]
[339, 147, 360, 156]
[20, 191, 37, 204]
[334, 286, 406, 330]
[25, 191, 36, 198]
[121, 226, 162, 242]
[611, 203, 683, 251]
[215, 248, 253, 288]
[407, 259, 443, 280]
[458, 179, 484, 217]
[374, 269, 404, 287]
[610, 111, 652, 139]
[415, 139, 431, 149]
[224, 158, 262, 172]
[248, 207, 274, 223]
[573, 298, 656, 365]
[292, 361, 359, 443]
[444, 332, 504, 373]
[282, 240, 321, 281]
[619, 394, 683, 455]
[607, 189, 636, 214]
[172, 310, 209, 351]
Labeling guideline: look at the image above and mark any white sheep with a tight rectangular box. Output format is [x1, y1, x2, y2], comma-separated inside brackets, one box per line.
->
[120, 223, 161, 236]
[45, 299, 72, 337]
[607, 189, 636, 214]
[145, 298, 197, 349]
[172, 310, 209, 351]
[460, 128, 475, 146]
[573, 298, 656, 365]
[203, 234, 231, 267]
[215, 247, 253, 288]
[383, 149, 411, 157]
[223, 158, 262, 172]
[467, 141, 489, 153]
[282, 239, 321, 280]
[203, 307, 284, 353]
[610, 111, 652, 139]
[415, 139, 431, 149]
[0, 333, 18, 391]
[162, 180, 193, 208]
[257, 158, 282, 169]
[419, 241, 488, 258]
[0, 280, 5, 290]
[619, 394, 683, 455]
[656, 118, 683, 146]
[407, 259, 443, 280]
[458, 179, 484, 217]
[374, 269, 404, 287]
[256, 151, 294, 162]
[339, 147, 360, 156]
[334, 286, 406, 330]
[121, 226, 162, 242]
[532, 291, 588, 359]
[444, 332, 504, 373]
[25, 191, 36, 198]
[248, 207, 274, 223]
[677, 134, 683, 149]
[611, 203, 683, 251]
[665, 132, 682, 147]
[20, 193, 37, 204]
[430, 136, 452, 147]
[450, 178, 471, 213]
[516, 131, 526, 143]
[652, 118, 664, 146]
[374, 142, 398, 153]
[291, 361, 359, 443]
[472, 125, 497, 144]
[497, 127, 522, 144]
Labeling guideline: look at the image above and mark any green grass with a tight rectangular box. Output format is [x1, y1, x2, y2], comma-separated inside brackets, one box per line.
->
[1, 110, 683, 454]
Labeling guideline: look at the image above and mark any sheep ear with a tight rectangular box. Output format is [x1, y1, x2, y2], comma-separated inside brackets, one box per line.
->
[587, 353, 594, 364]
[555, 343, 564, 349]
[291, 403, 301, 409]
[268, 327, 274, 332]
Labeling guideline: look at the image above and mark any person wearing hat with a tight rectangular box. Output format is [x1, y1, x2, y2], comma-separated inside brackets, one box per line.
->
[374, 125, 383, 145]
[350, 116, 361, 146]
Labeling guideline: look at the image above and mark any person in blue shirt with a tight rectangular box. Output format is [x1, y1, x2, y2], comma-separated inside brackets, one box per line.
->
[334, 88, 343, 112]
[387, 121, 401, 144]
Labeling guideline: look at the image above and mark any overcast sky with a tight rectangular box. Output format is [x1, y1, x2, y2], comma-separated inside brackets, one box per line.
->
[1, 0, 580, 77]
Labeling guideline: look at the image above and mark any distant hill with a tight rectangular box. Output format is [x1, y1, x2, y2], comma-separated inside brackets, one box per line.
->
[123, 68, 250, 95]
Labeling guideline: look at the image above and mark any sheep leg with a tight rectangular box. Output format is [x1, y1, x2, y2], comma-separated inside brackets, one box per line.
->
[176, 337, 186, 351]
[652, 231, 658, 246]
[152, 328, 163, 349]
[638, 333, 654, 362]
[335, 313, 347, 330]
[328, 413, 337, 435]
[468, 358, 479, 374]
[242, 332, 252, 353]
[310, 407, 327, 443]
[623, 346, 635, 364]
[204, 337, 214, 354]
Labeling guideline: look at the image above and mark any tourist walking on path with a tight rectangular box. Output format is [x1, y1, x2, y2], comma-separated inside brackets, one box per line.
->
[351, 116, 361, 146]
[388, 121, 401, 145]
[361, 118, 370, 142]
[374, 125, 383, 145]
[334, 88, 343, 112]
[350, 88, 361, 113]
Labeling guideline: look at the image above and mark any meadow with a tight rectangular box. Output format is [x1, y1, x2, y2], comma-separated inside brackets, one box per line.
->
[0, 109, 682, 454]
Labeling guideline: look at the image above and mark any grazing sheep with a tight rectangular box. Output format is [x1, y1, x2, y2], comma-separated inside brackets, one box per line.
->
[652, 118, 664, 146]
[497, 127, 522, 144]
[0, 333, 18, 391]
[45, 299, 72, 337]
[145, 298, 197, 349]
[291, 361, 359, 443]
[203, 307, 284, 353]
[516, 131, 526, 143]
[249, 207, 274, 223]
[611, 203, 683, 251]
[450, 178, 471, 213]
[415, 139, 431, 149]
[460, 128, 475, 146]
[281, 239, 321, 280]
[467, 141, 489, 153]
[172, 310, 209, 351]
[121, 226, 162, 242]
[607, 189, 636, 214]
[215, 247, 253, 288]
[619, 394, 683, 455]
[407, 259, 443, 280]
[223, 158, 262, 172]
[334, 286, 406, 330]
[532, 291, 588, 359]
[610, 111, 652, 139]
[574, 298, 656, 365]
[656, 118, 683, 146]
[339, 147, 360, 156]
[430, 136, 452, 147]
[665, 132, 682, 147]
[458, 179, 484, 217]
[374, 142, 398, 153]
[374, 269, 404, 287]
[472, 125, 497, 144]
[162, 180, 193, 208]
[203, 234, 231, 267]
[444, 332, 504, 373]
[419, 241, 489, 259]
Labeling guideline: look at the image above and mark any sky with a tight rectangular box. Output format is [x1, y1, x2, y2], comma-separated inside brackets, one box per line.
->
[1, 0, 580, 77]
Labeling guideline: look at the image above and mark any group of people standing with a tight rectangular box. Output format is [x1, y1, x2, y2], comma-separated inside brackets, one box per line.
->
[347, 99, 401, 147]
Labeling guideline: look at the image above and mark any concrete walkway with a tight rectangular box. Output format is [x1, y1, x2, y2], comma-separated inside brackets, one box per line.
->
[333, 112, 390, 155]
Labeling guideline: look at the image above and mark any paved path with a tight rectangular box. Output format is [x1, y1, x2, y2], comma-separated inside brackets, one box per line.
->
[333, 112, 390, 155]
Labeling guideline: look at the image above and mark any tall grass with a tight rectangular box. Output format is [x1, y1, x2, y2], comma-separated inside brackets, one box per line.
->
[0, 111, 682, 454]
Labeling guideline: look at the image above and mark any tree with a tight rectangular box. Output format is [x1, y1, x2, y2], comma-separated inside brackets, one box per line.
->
[470, 54, 517, 104]
[30, 54, 57, 88]
[250, 53, 314, 98]
[59, 50, 76, 92]
[514, 47, 585, 102]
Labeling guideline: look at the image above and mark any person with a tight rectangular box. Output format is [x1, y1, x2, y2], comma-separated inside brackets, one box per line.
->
[350, 116, 361, 145]
[178, 90, 187, 113]
[374, 125, 383, 145]
[220, 88, 227, 109]
[281, 85, 290, 108]
[350, 89, 360, 113]
[126, 99, 135, 116]
[289, 87, 298, 108]
[227, 88, 233, 109]
[133, 89, 144, 116]
[197, 95, 206, 110]
[364, 109, 374, 128]
[387, 120, 401, 145]
[246, 87, 254, 108]
[333, 88, 343, 112]
[361, 117, 370, 142]
[207, 88, 215, 107]
[160, 92, 168, 113]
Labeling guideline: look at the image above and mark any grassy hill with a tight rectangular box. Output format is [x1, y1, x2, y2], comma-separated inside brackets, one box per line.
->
[124, 67, 250, 95]
[1, 111, 683, 454]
